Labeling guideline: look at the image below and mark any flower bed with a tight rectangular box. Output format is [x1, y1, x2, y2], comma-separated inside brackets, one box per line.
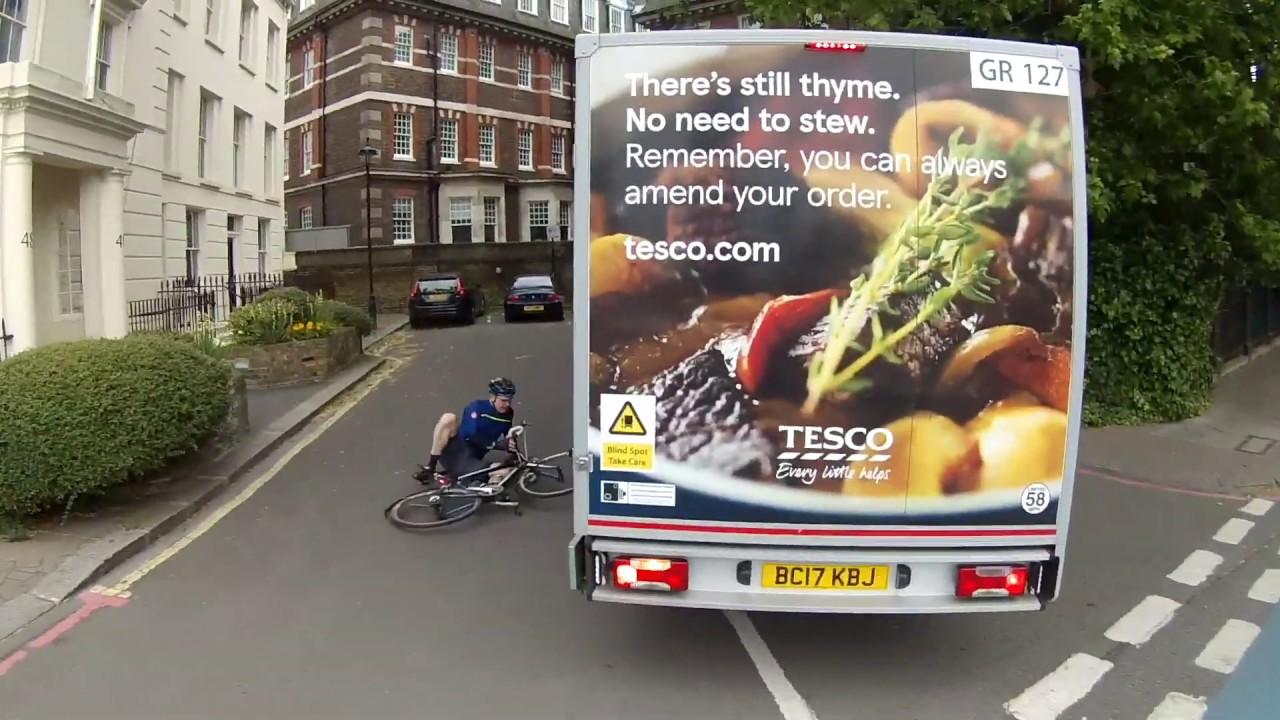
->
[228, 325, 361, 388]
[223, 289, 371, 388]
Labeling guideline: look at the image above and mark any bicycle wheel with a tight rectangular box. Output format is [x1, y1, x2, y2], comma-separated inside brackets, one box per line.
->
[385, 487, 481, 529]
[517, 465, 573, 498]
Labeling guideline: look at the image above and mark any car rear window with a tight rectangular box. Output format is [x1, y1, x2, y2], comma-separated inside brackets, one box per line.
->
[417, 278, 459, 292]
[513, 276, 553, 289]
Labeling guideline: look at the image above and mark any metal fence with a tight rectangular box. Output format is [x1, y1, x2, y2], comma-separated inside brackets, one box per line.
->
[128, 273, 284, 334]
[1, 318, 13, 361]
[1213, 282, 1280, 363]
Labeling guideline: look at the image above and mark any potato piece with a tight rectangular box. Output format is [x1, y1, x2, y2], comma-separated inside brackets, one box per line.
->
[967, 406, 1068, 490]
[843, 412, 981, 498]
[589, 233, 681, 299]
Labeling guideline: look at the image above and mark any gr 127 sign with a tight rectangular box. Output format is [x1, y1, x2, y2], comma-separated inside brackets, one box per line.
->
[970, 51, 1069, 96]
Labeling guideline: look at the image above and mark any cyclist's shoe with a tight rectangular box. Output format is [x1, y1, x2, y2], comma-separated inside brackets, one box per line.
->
[412, 464, 433, 485]
[493, 491, 518, 507]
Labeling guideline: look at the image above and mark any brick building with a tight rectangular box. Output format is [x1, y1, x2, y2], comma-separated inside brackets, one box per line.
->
[632, 0, 760, 30]
[285, 0, 635, 247]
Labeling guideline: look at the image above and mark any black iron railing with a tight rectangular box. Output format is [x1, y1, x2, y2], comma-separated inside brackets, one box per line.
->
[1213, 282, 1280, 363]
[128, 273, 284, 334]
[1, 318, 13, 361]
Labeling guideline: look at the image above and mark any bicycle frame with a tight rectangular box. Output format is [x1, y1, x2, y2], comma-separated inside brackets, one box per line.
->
[439, 423, 571, 499]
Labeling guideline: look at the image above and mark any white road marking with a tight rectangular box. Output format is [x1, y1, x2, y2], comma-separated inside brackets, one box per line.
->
[1167, 550, 1223, 587]
[1003, 653, 1113, 720]
[1246, 569, 1280, 604]
[1240, 498, 1274, 517]
[1146, 692, 1207, 720]
[1212, 517, 1254, 545]
[1194, 619, 1260, 674]
[1105, 595, 1181, 646]
[724, 611, 818, 720]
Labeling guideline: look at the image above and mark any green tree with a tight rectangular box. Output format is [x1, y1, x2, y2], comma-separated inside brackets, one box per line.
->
[744, 0, 1280, 425]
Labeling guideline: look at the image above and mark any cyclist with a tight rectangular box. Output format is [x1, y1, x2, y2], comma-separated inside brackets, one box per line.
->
[415, 377, 517, 488]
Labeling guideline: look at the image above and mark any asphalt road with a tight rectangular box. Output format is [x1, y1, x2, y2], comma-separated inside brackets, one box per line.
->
[0, 317, 1277, 720]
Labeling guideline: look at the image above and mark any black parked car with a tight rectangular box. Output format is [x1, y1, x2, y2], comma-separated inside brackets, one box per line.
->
[503, 274, 564, 322]
[408, 272, 485, 327]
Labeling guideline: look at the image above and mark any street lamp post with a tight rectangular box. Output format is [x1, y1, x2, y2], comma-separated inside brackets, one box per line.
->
[359, 144, 379, 328]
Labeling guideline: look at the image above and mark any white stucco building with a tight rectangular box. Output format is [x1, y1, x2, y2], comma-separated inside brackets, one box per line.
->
[0, 0, 290, 357]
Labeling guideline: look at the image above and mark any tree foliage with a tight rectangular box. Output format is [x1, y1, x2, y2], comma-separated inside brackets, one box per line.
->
[744, 0, 1280, 424]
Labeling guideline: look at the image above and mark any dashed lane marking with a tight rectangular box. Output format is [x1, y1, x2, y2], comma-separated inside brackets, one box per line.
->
[1194, 619, 1261, 674]
[1145, 692, 1207, 720]
[1246, 569, 1280, 604]
[1003, 653, 1113, 720]
[1212, 518, 1254, 546]
[1240, 498, 1274, 517]
[1167, 550, 1224, 587]
[1105, 595, 1181, 647]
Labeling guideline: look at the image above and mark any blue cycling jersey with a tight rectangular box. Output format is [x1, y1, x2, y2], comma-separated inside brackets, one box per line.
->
[458, 398, 513, 454]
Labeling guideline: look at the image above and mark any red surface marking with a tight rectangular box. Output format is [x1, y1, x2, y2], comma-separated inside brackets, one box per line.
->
[1079, 466, 1259, 502]
[0, 650, 28, 678]
[0, 591, 128, 678]
[25, 591, 130, 651]
[587, 519, 1056, 538]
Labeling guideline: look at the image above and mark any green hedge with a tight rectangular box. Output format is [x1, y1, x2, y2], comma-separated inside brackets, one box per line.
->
[0, 334, 233, 517]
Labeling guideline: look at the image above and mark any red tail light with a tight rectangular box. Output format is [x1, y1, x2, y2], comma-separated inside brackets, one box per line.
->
[805, 41, 866, 53]
[507, 294, 519, 302]
[409, 284, 422, 299]
[547, 293, 561, 302]
[612, 557, 689, 592]
[956, 565, 1029, 599]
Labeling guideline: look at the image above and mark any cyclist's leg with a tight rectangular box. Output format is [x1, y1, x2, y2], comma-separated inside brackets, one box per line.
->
[425, 412, 459, 474]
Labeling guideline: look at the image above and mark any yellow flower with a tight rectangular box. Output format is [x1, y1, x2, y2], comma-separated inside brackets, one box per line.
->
[292, 323, 304, 331]
[306, 321, 316, 330]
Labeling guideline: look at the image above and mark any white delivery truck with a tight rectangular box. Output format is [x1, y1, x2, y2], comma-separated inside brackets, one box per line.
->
[568, 28, 1087, 613]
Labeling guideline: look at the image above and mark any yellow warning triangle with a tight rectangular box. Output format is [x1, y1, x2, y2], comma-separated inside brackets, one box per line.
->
[608, 401, 647, 436]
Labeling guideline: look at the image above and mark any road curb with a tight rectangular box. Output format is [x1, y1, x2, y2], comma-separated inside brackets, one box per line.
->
[0, 333, 400, 645]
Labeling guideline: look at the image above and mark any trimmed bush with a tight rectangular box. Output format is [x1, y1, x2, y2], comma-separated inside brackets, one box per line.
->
[316, 299, 373, 337]
[0, 334, 233, 517]
[255, 286, 315, 312]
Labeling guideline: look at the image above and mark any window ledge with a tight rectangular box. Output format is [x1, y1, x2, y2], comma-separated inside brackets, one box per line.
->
[393, 154, 415, 161]
[205, 38, 225, 54]
[239, 61, 256, 76]
[266, 81, 279, 93]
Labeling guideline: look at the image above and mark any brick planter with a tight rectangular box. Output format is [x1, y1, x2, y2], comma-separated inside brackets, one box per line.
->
[228, 326, 362, 388]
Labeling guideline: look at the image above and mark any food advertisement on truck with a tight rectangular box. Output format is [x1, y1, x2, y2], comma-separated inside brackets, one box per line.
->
[583, 36, 1084, 534]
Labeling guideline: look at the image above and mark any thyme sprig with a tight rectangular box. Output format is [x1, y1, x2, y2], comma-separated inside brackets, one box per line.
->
[801, 125, 1039, 415]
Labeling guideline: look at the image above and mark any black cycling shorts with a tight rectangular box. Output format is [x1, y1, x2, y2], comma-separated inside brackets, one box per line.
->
[440, 435, 487, 479]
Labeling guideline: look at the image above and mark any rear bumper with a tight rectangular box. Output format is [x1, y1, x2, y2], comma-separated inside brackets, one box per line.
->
[571, 535, 1057, 614]
[410, 303, 467, 318]
[505, 301, 564, 314]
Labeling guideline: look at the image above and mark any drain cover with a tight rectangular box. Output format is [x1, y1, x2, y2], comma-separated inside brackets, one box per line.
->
[1236, 435, 1277, 455]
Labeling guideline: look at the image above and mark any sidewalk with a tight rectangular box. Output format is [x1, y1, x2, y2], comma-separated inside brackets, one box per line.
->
[0, 314, 408, 643]
[1082, 341, 1280, 496]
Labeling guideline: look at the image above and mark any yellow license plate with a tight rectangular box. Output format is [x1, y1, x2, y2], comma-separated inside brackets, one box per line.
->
[524, 305, 544, 312]
[761, 563, 891, 590]
[428, 293, 449, 302]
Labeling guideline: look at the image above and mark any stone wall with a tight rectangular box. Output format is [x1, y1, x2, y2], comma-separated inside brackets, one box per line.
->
[229, 326, 362, 388]
[284, 241, 573, 313]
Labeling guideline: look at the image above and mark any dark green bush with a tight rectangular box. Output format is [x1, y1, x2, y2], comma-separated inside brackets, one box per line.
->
[255, 286, 315, 311]
[316, 300, 373, 336]
[0, 335, 233, 517]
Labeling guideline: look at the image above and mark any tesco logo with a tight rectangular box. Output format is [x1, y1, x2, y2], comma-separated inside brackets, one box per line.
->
[778, 425, 895, 453]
